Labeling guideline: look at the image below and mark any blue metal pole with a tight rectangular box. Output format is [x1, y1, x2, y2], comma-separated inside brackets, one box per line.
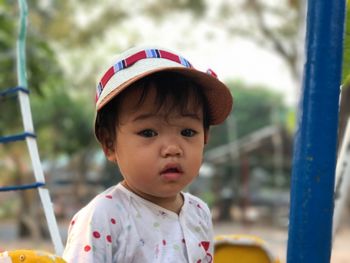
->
[287, 1, 346, 263]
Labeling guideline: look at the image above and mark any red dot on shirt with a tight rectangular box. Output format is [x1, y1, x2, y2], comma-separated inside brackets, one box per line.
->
[111, 218, 116, 224]
[84, 245, 91, 252]
[105, 195, 113, 199]
[71, 220, 75, 226]
[106, 235, 112, 243]
[93, 231, 101, 238]
[162, 240, 166, 246]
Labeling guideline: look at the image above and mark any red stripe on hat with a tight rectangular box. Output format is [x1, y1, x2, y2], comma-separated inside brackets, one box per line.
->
[159, 50, 181, 64]
[125, 51, 147, 67]
[100, 67, 115, 87]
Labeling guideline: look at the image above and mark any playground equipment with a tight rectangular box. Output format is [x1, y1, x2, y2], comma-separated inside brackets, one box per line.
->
[214, 234, 280, 263]
[0, 250, 66, 263]
[287, 0, 346, 263]
[0, 0, 63, 256]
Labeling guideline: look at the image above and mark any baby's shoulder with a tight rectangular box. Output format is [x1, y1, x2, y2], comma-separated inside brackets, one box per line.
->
[73, 185, 128, 223]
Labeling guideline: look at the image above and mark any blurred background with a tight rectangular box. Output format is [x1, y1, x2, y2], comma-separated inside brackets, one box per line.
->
[1, 0, 350, 262]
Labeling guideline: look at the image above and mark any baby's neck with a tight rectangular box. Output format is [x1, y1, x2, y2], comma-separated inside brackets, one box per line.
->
[155, 193, 184, 214]
[121, 181, 184, 214]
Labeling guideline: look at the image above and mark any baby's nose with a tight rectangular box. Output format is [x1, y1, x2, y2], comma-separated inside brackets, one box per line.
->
[161, 144, 183, 157]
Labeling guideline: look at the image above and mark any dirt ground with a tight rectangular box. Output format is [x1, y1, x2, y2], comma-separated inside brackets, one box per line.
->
[0, 220, 349, 262]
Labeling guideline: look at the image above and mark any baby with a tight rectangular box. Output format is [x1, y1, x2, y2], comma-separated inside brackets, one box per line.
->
[63, 46, 233, 263]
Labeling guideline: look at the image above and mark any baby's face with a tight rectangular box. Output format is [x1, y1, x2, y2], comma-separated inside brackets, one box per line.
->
[111, 86, 206, 208]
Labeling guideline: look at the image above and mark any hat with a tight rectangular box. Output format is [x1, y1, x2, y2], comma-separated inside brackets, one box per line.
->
[95, 46, 233, 126]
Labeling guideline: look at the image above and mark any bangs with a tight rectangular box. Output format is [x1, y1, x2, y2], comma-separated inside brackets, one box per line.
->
[133, 72, 209, 123]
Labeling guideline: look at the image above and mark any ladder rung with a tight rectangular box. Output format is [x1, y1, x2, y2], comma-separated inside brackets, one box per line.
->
[0, 132, 36, 144]
[0, 86, 29, 98]
[0, 182, 45, 192]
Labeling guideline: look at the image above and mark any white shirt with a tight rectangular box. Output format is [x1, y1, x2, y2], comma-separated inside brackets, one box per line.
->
[63, 183, 214, 263]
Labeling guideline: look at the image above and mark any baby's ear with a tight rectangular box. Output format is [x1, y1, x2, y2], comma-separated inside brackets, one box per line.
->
[98, 128, 116, 162]
[102, 141, 116, 162]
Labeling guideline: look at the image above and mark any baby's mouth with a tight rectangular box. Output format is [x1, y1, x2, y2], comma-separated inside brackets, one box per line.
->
[160, 164, 183, 180]
[162, 167, 180, 173]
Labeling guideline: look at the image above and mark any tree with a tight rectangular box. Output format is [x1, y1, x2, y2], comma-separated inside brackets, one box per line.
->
[193, 0, 304, 81]
[31, 84, 99, 204]
[206, 81, 287, 150]
[0, 0, 66, 239]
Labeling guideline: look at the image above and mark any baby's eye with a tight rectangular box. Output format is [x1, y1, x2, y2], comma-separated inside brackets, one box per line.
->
[138, 129, 158, 138]
[181, 129, 197, 137]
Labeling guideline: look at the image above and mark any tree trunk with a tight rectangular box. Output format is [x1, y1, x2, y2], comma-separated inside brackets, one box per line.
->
[11, 150, 43, 240]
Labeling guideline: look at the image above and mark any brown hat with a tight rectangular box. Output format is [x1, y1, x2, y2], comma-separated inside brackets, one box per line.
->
[95, 46, 233, 132]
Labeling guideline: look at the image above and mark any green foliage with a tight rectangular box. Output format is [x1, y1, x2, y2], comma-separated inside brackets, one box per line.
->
[144, 0, 206, 19]
[229, 81, 286, 135]
[206, 122, 229, 151]
[286, 107, 297, 134]
[0, 1, 98, 195]
[0, 1, 63, 140]
[206, 81, 288, 150]
[31, 83, 96, 157]
[342, 0, 350, 87]
[0, 2, 18, 87]
[0, 1, 63, 93]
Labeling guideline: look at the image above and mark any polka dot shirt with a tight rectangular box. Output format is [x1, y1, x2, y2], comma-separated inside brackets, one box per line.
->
[63, 183, 214, 263]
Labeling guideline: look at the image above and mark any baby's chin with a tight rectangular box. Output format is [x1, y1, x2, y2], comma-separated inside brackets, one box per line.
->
[160, 171, 183, 181]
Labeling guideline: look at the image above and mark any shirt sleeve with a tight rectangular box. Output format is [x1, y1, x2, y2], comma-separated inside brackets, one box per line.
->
[63, 198, 121, 263]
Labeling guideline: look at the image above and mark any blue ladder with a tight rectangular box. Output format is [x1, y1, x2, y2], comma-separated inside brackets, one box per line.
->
[0, 0, 63, 255]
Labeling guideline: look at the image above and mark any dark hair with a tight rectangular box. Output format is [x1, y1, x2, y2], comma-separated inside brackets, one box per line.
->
[95, 72, 210, 146]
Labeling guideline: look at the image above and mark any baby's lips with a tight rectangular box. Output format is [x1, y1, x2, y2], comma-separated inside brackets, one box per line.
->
[160, 163, 183, 174]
